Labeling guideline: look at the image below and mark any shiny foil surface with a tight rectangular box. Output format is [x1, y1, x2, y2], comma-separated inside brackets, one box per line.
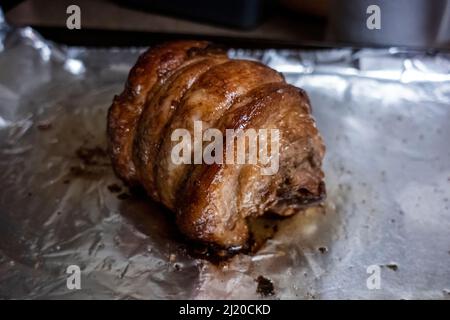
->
[1, 11, 450, 299]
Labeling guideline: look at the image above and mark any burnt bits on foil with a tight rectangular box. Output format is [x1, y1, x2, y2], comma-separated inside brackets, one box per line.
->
[1, 15, 450, 299]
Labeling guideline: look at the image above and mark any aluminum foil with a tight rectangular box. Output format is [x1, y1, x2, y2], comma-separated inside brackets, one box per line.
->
[1, 10, 450, 299]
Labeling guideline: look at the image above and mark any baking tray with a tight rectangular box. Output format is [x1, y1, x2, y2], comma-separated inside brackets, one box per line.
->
[1, 11, 450, 299]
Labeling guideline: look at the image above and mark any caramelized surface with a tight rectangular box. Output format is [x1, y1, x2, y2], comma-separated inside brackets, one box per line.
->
[107, 41, 326, 248]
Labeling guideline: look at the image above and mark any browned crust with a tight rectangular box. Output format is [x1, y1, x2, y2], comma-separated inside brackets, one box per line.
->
[107, 41, 227, 185]
[133, 56, 229, 199]
[155, 60, 284, 209]
[108, 41, 326, 249]
[176, 83, 325, 247]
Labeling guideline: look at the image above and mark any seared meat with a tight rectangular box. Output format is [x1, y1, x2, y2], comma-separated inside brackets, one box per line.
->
[155, 60, 284, 210]
[108, 41, 326, 248]
[108, 41, 227, 185]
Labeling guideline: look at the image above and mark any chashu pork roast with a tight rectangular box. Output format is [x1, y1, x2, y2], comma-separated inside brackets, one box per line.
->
[108, 41, 326, 249]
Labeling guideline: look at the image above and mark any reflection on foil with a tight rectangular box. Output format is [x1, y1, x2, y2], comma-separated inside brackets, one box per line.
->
[1, 15, 450, 299]
[63, 59, 85, 75]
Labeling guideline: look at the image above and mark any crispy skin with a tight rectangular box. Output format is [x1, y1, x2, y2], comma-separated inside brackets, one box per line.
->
[108, 41, 326, 248]
[176, 83, 325, 247]
[155, 60, 284, 209]
[107, 41, 226, 185]
[133, 56, 229, 199]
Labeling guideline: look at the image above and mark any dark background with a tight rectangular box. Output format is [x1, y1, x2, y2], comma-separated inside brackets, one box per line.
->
[2, 0, 450, 49]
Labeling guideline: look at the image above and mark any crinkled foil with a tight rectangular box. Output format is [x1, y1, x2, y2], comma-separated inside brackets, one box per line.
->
[1, 10, 450, 299]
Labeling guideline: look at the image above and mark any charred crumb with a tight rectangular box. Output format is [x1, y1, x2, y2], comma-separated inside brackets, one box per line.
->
[107, 183, 122, 193]
[256, 276, 275, 297]
[27, 192, 32, 197]
[75, 146, 109, 166]
[62, 179, 70, 184]
[117, 193, 131, 200]
[37, 121, 52, 131]
[318, 247, 328, 254]
[385, 263, 398, 271]
[174, 263, 181, 271]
